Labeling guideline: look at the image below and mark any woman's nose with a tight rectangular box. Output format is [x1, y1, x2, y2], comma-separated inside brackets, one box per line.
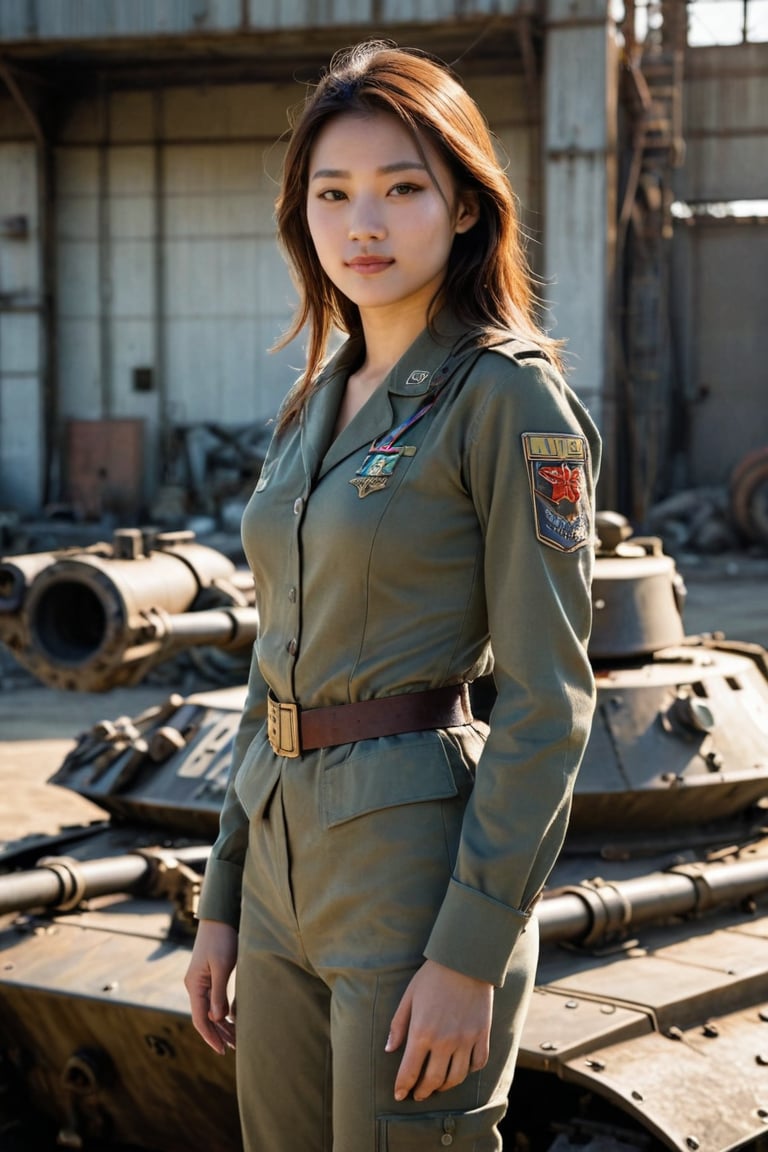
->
[348, 198, 386, 241]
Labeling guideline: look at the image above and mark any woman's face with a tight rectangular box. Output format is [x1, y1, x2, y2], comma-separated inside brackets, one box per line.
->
[305, 109, 478, 322]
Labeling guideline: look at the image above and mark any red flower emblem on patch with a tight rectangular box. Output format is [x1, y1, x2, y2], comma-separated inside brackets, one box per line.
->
[539, 463, 582, 504]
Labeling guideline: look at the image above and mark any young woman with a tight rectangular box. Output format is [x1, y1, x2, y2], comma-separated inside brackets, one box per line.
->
[185, 40, 601, 1152]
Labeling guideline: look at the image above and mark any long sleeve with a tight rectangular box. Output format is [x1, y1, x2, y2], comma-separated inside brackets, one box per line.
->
[196, 644, 269, 927]
[424, 355, 601, 984]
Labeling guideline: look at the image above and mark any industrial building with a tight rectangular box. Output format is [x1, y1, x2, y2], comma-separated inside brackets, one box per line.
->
[0, 1, 765, 533]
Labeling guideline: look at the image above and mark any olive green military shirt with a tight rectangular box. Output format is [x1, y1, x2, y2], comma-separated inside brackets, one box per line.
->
[197, 311, 601, 987]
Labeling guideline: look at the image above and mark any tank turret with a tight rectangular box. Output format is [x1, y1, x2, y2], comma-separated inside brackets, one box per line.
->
[1, 518, 767, 1152]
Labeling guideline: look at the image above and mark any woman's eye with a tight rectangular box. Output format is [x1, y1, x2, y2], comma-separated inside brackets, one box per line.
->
[390, 183, 419, 196]
[319, 189, 346, 201]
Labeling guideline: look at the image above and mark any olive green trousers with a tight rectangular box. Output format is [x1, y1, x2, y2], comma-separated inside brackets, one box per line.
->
[235, 750, 538, 1152]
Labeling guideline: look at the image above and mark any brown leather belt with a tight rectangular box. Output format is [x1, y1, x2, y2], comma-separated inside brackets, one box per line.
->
[267, 684, 473, 758]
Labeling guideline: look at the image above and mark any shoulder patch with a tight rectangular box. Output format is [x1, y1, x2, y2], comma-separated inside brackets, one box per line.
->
[522, 433, 592, 552]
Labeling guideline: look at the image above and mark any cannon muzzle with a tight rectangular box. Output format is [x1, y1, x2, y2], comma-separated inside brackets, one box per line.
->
[0, 529, 258, 691]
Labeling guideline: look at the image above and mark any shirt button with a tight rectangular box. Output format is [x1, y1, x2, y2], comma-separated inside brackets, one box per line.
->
[293, 497, 303, 515]
[287, 638, 298, 656]
[288, 586, 297, 603]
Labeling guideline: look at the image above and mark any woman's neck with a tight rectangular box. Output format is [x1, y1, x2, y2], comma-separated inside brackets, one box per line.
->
[355, 299, 432, 390]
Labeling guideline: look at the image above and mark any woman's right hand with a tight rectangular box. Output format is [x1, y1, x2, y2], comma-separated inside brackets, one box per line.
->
[184, 918, 239, 1055]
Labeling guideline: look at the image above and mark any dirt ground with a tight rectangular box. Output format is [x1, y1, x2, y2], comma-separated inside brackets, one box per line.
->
[0, 553, 766, 845]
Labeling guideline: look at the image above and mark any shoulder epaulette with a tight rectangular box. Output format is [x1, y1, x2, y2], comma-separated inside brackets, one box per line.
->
[485, 337, 547, 364]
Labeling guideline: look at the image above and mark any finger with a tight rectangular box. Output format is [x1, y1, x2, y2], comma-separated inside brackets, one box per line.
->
[437, 1049, 471, 1093]
[385, 990, 411, 1055]
[207, 975, 232, 1025]
[190, 993, 228, 1055]
[185, 968, 231, 1055]
[211, 1016, 237, 1050]
[469, 1037, 490, 1073]
[395, 1030, 449, 1103]
[410, 1048, 452, 1102]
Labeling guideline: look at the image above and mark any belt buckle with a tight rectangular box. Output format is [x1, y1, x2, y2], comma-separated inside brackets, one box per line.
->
[267, 693, 301, 758]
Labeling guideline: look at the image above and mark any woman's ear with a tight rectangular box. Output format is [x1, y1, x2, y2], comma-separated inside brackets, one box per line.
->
[454, 190, 480, 235]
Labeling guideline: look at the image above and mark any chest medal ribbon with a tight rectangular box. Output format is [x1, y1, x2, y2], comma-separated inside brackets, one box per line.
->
[348, 341, 483, 500]
[349, 403, 428, 499]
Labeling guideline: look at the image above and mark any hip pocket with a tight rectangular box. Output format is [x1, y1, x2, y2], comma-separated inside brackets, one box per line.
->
[321, 732, 458, 828]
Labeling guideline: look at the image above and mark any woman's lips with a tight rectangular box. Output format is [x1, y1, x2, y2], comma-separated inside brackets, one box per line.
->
[346, 256, 394, 274]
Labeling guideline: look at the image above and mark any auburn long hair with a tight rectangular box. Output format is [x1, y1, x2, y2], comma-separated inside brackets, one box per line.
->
[274, 40, 560, 429]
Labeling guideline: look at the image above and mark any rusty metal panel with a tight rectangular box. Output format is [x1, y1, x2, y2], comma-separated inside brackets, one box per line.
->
[0, 918, 240, 1151]
[520, 909, 768, 1152]
[66, 418, 145, 519]
[560, 1003, 768, 1152]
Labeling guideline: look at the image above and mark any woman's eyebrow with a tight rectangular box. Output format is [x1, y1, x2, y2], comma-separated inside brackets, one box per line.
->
[310, 160, 427, 181]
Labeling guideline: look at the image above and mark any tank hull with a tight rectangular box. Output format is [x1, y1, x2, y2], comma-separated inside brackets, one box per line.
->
[2, 520, 768, 1150]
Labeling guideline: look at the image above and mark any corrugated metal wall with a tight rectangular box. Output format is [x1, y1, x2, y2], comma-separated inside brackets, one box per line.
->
[0, 0, 527, 40]
[672, 42, 768, 487]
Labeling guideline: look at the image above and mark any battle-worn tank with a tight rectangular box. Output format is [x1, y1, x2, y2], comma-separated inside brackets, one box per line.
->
[0, 514, 767, 1152]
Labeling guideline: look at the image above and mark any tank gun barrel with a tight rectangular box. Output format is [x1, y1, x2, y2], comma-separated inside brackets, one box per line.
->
[0, 528, 258, 691]
[0, 846, 211, 916]
[537, 855, 768, 946]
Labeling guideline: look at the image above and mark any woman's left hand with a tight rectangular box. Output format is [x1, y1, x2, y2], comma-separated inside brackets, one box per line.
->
[386, 959, 494, 1101]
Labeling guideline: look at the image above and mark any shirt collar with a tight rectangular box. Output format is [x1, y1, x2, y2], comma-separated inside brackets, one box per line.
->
[313, 310, 475, 400]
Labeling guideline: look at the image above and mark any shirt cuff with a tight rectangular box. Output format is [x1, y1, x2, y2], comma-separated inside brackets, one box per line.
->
[196, 857, 243, 929]
[424, 877, 531, 986]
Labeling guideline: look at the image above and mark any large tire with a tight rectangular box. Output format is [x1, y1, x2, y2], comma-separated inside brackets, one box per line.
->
[729, 446, 768, 545]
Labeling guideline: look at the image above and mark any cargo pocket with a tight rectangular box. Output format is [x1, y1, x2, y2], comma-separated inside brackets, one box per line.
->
[376, 1103, 505, 1151]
